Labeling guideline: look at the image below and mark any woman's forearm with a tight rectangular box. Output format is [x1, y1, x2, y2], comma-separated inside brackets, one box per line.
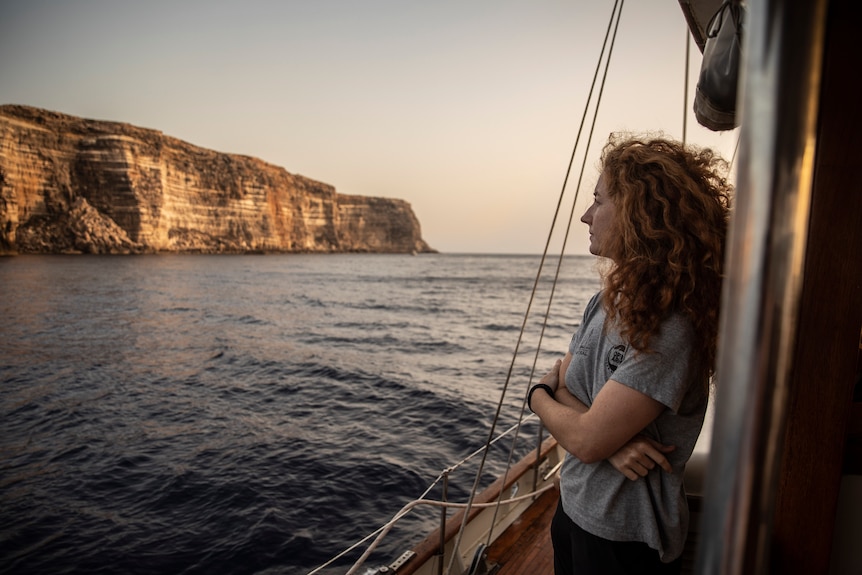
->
[532, 360, 665, 463]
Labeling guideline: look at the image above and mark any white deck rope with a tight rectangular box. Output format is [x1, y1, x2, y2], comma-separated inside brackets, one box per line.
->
[344, 483, 556, 575]
[304, 418, 536, 575]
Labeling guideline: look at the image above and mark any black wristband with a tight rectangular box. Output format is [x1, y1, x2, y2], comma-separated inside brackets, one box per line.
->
[528, 383, 555, 412]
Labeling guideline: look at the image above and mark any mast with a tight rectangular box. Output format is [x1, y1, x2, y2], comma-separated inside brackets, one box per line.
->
[696, 0, 862, 572]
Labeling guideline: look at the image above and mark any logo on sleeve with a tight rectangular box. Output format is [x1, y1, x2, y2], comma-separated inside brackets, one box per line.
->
[606, 344, 627, 372]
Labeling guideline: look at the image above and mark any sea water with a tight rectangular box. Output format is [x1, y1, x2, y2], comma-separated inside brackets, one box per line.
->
[0, 253, 601, 574]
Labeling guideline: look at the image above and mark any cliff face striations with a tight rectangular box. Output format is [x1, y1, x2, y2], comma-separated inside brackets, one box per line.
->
[0, 105, 434, 255]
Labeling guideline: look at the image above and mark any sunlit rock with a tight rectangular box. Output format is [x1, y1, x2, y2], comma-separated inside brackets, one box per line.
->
[0, 105, 434, 255]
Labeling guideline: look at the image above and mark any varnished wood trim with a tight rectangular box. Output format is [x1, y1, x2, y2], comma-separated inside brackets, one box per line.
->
[399, 436, 558, 574]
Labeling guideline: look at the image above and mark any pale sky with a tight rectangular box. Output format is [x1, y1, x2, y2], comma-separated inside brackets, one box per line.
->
[0, 0, 738, 254]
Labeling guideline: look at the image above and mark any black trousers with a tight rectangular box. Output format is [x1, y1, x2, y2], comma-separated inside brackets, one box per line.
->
[550, 499, 682, 575]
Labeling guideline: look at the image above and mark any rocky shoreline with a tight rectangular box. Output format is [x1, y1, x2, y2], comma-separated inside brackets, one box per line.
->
[0, 105, 434, 255]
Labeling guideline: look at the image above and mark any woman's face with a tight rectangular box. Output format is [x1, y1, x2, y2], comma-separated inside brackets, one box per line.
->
[580, 174, 618, 258]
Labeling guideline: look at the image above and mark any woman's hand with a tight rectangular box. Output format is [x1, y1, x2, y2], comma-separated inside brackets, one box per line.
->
[539, 359, 563, 393]
[607, 435, 676, 481]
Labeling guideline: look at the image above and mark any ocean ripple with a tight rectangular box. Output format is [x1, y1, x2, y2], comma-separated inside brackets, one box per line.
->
[0, 253, 600, 574]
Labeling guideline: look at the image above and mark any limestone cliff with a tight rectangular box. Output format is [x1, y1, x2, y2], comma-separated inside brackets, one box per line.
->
[0, 105, 434, 255]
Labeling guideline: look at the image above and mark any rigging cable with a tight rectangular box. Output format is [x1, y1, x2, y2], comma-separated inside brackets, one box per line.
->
[447, 0, 627, 571]
[477, 0, 626, 556]
[345, 484, 558, 575]
[684, 26, 691, 144]
[311, 419, 534, 575]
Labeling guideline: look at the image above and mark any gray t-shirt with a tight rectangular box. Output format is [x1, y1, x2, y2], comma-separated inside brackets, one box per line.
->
[559, 291, 707, 562]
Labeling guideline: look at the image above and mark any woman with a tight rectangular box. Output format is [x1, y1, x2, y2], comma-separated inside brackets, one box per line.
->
[530, 133, 732, 574]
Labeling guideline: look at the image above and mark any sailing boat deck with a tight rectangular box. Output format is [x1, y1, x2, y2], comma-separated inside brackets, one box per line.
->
[397, 439, 705, 575]
[485, 487, 558, 575]
[485, 479, 704, 575]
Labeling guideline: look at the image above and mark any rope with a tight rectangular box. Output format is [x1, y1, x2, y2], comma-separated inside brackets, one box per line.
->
[345, 484, 557, 575]
[730, 133, 741, 171]
[476, 0, 625, 556]
[304, 418, 534, 575]
[684, 25, 691, 144]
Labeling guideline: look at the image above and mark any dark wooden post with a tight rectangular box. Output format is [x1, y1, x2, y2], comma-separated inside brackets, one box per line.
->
[771, 0, 862, 571]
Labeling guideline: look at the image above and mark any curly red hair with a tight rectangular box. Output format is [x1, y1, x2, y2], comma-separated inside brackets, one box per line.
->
[599, 134, 732, 384]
